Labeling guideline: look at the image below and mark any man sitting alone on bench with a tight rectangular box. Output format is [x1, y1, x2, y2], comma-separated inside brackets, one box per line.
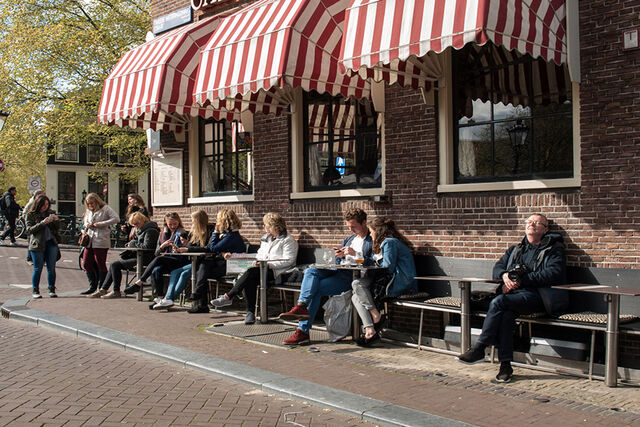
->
[457, 213, 569, 383]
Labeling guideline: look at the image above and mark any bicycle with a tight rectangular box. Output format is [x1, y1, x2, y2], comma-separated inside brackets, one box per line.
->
[1, 209, 26, 240]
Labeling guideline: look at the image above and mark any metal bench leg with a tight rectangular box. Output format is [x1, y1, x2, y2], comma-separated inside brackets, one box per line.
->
[589, 330, 595, 381]
[417, 309, 424, 351]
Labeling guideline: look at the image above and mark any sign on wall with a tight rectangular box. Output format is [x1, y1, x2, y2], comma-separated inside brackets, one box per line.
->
[153, 6, 192, 35]
[151, 152, 183, 206]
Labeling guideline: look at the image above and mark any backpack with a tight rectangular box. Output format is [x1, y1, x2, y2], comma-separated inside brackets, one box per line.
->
[0, 195, 7, 212]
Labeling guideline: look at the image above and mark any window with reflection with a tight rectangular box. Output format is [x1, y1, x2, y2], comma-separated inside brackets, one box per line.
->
[87, 143, 109, 163]
[453, 43, 573, 183]
[55, 144, 79, 162]
[199, 118, 253, 195]
[304, 92, 382, 191]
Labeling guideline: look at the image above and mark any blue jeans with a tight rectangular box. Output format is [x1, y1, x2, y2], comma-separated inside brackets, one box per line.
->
[165, 264, 192, 301]
[297, 267, 353, 333]
[477, 288, 545, 361]
[29, 240, 58, 293]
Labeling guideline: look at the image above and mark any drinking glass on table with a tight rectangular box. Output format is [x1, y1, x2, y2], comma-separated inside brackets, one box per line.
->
[322, 249, 334, 265]
[354, 251, 364, 265]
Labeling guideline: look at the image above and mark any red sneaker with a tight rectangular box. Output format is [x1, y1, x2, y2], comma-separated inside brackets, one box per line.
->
[278, 304, 310, 321]
[283, 328, 310, 345]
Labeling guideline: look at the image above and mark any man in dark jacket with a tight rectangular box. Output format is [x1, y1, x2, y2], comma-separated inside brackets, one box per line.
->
[457, 213, 568, 383]
[1, 187, 21, 245]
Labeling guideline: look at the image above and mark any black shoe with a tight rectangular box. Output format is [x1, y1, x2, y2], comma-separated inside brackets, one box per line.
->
[244, 311, 256, 324]
[80, 288, 96, 295]
[457, 346, 486, 364]
[123, 284, 140, 295]
[355, 332, 380, 347]
[187, 305, 210, 314]
[495, 362, 513, 383]
[373, 315, 387, 333]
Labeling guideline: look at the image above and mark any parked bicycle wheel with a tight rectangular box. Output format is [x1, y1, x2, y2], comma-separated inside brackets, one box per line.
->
[14, 218, 26, 239]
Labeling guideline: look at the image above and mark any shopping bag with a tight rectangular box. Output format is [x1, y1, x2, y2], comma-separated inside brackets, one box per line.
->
[323, 290, 352, 342]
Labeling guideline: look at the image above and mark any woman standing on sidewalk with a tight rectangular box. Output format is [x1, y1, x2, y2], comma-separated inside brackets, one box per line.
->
[80, 193, 120, 295]
[123, 212, 187, 299]
[121, 193, 149, 241]
[90, 212, 159, 299]
[153, 210, 211, 310]
[25, 195, 62, 298]
[351, 217, 417, 346]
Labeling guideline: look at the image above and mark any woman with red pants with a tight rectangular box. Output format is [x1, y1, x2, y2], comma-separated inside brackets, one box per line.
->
[80, 193, 120, 295]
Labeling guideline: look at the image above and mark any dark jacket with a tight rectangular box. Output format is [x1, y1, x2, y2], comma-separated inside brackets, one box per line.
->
[25, 209, 62, 251]
[1, 191, 20, 217]
[209, 229, 246, 254]
[338, 232, 374, 266]
[126, 221, 160, 264]
[155, 226, 186, 257]
[493, 232, 568, 315]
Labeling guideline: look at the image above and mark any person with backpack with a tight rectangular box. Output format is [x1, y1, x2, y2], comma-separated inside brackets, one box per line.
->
[0, 186, 21, 246]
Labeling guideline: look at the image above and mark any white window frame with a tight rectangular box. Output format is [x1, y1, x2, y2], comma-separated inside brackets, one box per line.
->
[436, 49, 581, 193]
[187, 117, 254, 204]
[55, 143, 79, 163]
[290, 87, 386, 200]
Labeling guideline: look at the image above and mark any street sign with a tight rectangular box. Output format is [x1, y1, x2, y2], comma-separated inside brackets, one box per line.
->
[28, 177, 41, 193]
[0, 158, 4, 173]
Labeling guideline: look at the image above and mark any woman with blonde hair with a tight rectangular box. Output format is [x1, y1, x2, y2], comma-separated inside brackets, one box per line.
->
[80, 193, 119, 295]
[153, 210, 213, 309]
[187, 208, 246, 314]
[211, 212, 298, 324]
[90, 211, 159, 299]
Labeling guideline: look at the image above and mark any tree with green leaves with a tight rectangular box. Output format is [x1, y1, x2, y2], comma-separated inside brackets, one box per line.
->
[0, 0, 151, 204]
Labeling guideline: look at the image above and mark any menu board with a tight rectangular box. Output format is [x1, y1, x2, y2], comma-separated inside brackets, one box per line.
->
[151, 152, 183, 206]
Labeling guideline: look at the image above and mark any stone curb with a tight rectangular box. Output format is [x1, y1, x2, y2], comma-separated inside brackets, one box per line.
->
[2, 295, 469, 427]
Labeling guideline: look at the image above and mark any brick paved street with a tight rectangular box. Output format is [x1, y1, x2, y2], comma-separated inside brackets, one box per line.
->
[0, 317, 369, 426]
[1, 244, 639, 426]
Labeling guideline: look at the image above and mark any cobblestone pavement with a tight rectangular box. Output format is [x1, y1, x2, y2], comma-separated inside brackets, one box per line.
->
[0, 317, 369, 426]
[2, 244, 639, 426]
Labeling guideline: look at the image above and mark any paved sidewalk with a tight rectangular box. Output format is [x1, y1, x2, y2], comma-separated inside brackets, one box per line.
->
[1, 245, 639, 426]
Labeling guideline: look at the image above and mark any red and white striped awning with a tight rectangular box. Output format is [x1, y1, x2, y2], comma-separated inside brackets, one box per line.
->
[194, 0, 369, 113]
[340, 0, 570, 86]
[98, 16, 224, 131]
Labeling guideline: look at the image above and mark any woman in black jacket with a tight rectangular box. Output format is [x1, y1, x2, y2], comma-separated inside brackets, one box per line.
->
[89, 211, 159, 299]
[25, 195, 62, 298]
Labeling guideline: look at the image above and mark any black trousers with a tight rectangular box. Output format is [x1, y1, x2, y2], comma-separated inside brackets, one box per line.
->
[100, 258, 137, 291]
[227, 267, 274, 314]
[192, 257, 227, 299]
[1, 215, 16, 243]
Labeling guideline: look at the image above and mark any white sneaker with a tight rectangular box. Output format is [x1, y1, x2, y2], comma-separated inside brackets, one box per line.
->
[32, 293, 42, 299]
[153, 297, 162, 304]
[210, 294, 232, 307]
[152, 298, 174, 309]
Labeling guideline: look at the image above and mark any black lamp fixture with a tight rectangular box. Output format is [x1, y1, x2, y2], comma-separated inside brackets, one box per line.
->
[82, 189, 87, 204]
[0, 110, 10, 133]
[507, 119, 529, 148]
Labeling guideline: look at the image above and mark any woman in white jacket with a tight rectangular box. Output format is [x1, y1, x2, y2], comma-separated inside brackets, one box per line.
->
[80, 193, 120, 295]
[211, 212, 298, 324]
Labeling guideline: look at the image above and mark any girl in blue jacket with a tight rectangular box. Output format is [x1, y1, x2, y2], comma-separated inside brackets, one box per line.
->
[352, 217, 417, 346]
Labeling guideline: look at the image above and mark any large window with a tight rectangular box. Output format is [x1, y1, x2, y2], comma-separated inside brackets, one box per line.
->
[199, 118, 253, 195]
[452, 43, 573, 184]
[303, 92, 382, 191]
